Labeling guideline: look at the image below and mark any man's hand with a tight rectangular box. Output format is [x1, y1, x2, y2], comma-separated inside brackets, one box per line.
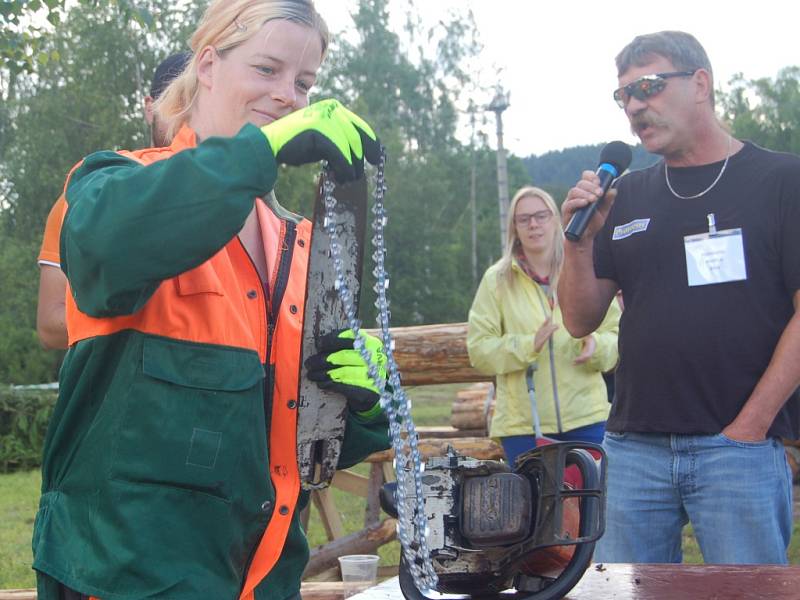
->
[561, 171, 618, 242]
[305, 329, 387, 414]
[721, 420, 768, 443]
[573, 335, 597, 365]
[261, 99, 381, 182]
[721, 291, 800, 444]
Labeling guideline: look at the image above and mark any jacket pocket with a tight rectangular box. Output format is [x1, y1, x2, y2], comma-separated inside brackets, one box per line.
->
[111, 335, 265, 502]
[176, 260, 225, 296]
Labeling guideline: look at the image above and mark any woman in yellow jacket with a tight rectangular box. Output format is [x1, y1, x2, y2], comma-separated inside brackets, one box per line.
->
[468, 186, 620, 465]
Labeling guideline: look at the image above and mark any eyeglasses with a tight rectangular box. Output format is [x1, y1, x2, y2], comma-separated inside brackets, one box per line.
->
[613, 70, 697, 108]
[514, 210, 553, 226]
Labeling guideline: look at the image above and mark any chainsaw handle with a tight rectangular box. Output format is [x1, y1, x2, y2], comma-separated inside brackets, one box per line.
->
[515, 447, 601, 600]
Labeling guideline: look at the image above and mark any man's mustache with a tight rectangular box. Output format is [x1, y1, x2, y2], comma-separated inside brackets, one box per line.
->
[630, 112, 668, 135]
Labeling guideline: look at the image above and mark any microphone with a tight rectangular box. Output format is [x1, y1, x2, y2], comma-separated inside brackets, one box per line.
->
[564, 141, 632, 242]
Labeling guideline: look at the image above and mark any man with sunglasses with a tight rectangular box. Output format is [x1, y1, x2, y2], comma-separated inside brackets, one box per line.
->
[558, 30, 800, 564]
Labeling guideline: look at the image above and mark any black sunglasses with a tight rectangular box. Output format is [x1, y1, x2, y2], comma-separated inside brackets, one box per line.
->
[613, 70, 697, 108]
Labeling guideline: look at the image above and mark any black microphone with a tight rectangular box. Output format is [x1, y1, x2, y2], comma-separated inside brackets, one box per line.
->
[564, 141, 632, 242]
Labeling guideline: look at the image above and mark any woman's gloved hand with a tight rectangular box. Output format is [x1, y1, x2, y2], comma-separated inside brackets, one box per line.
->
[305, 329, 387, 415]
[261, 99, 380, 182]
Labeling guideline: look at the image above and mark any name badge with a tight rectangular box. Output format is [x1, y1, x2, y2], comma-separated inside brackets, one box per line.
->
[684, 214, 746, 286]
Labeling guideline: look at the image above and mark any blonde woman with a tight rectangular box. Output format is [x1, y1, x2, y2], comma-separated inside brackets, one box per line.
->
[32, 2, 390, 599]
[468, 187, 620, 465]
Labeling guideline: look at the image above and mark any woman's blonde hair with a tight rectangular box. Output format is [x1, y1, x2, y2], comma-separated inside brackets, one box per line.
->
[154, 0, 329, 142]
[496, 186, 564, 295]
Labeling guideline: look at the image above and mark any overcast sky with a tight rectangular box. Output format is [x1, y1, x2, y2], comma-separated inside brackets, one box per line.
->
[314, 0, 799, 157]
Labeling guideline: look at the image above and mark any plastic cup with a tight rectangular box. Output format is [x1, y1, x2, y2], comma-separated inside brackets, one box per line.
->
[338, 554, 380, 598]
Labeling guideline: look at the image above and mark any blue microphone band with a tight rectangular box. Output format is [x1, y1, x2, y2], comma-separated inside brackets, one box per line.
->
[598, 162, 619, 178]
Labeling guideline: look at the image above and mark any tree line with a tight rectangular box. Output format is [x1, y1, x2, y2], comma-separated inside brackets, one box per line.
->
[1, 1, 798, 384]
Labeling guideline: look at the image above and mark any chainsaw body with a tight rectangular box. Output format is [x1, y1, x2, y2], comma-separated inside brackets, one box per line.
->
[388, 442, 606, 600]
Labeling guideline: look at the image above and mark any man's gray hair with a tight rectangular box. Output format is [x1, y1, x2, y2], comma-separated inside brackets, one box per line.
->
[616, 31, 714, 105]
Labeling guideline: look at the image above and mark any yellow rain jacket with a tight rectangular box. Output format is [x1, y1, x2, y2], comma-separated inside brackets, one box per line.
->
[467, 259, 620, 438]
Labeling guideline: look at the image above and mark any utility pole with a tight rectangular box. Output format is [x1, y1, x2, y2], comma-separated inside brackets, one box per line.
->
[469, 110, 478, 291]
[487, 87, 510, 252]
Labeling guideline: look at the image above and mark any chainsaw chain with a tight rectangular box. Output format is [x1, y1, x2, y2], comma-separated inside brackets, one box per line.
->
[322, 152, 438, 592]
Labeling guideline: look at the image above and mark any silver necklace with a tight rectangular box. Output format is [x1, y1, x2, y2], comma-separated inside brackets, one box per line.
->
[664, 135, 732, 200]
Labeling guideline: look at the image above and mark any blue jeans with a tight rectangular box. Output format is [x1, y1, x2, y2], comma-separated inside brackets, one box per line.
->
[501, 421, 606, 466]
[595, 432, 793, 564]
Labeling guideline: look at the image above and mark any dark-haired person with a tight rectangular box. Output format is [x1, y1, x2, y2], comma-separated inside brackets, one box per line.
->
[32, 1, 389, 599]
[559, 30, 800, 564]
[36, 51, 192, 350]
[145, 51, 191, 147]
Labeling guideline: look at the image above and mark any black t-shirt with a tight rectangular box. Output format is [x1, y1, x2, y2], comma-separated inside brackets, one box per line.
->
[594, 142, 800, 438]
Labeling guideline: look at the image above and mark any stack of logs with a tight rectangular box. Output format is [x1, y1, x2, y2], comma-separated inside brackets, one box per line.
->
[450, 381, 495, 435]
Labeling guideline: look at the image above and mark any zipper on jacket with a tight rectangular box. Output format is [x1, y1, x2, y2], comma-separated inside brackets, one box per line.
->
[262, 220, 296, 437]
[237, 218, 297, 591]
[268, 221, 297, 330]
[264, 220, 295, 379]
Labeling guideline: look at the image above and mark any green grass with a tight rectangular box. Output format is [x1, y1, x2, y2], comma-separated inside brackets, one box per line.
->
[405, 382, 464, 426]
[3, 384, 799, 590]
[0, 469, 40, 588]
[682, 522, 800, 564]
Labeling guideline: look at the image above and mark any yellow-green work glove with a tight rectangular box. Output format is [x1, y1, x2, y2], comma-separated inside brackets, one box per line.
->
[305, 329, 387, 417]
[261, 99, 380, 182]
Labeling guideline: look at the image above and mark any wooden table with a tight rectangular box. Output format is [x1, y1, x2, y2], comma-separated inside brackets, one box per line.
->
[351, 564, 800, 600]
[4, 565, 799, 600]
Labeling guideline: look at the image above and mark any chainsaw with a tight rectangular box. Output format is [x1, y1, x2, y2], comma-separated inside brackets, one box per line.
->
[296, 160, 606, 598]
[382, 441, 607, 600]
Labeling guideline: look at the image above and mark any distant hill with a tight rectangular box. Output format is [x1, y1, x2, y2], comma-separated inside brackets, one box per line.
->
[522, 143, 659, 190]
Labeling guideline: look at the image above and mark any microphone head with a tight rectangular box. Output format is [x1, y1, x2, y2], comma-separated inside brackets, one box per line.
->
[599, 141, 633, 174]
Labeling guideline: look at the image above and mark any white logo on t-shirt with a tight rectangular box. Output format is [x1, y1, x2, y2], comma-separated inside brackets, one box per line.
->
[613, 218, 651, 240]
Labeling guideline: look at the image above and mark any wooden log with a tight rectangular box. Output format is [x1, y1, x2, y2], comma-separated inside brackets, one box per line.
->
[364, 323, 491, 386]
[364, 438, 503, 463]
[0, 591, 36, 600]
[364, 462, 384, 527]
[451, 382, 494, 432]
[455, 390, 488, 402]
[450, 412, 487, 431]
[450, 401, 485, 415]
[456, 385, 493, 401]
[304, 518, 397, 578]
[456, 381, 493, 395]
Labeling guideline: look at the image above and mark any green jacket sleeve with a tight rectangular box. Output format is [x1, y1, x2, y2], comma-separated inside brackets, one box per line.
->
[585, 299, 621, 373]
[337, 409, 390, 469]
[467, 268, 539, 375]
[61, 124, 277, 317]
